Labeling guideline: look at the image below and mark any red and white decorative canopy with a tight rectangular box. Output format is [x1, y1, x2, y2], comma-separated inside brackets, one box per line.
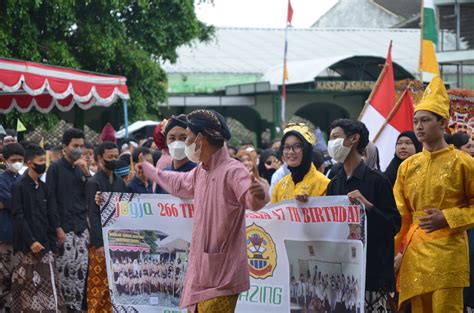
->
[109, 245, 150, 253]
[0, 58, 130, 113]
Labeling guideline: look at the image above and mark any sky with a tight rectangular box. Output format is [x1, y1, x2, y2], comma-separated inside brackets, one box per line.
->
[195, 0, 338, 28]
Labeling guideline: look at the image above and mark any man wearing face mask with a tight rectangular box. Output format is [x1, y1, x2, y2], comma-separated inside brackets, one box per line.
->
[326, 119, 400, 313]
[140, 110, 268, 313]
[46, 128, 91, 312]
[0, 143, 24, 311]
[11, 143, 65, 312]
[155, 114, 196, 194]
[86, 141, 126, 312]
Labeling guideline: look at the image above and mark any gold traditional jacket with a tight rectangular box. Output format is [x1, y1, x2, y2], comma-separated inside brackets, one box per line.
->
[271, 164, 330, 203]
[394, 145, 474, 304]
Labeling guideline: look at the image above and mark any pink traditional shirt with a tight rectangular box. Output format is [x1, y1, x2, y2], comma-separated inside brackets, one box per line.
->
[142, 147, 269, 310]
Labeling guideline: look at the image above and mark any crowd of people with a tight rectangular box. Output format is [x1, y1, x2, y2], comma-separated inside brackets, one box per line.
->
[111, 257, 186, 299]
[290, 272, 361, 313]
[0, 75, 471, 312]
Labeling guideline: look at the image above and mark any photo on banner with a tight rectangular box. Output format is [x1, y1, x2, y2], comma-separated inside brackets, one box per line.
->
[100, 193, 366, 313]
[286, 240, 363, 313]
[107, 229, 189, 307]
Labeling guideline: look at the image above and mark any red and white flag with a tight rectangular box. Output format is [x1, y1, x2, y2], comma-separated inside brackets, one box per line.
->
[372, 88, 415, 171]
[359, 42, 397, 170]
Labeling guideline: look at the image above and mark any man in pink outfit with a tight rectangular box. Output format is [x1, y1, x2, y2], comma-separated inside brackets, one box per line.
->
[141, 109, 268, 312]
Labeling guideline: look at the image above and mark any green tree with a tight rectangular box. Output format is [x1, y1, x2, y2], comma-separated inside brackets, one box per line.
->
[143, 230, 158, 254]
[0, 0, 213, 129]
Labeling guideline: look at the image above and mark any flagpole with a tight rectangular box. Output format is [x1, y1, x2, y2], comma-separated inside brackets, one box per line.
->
[419, 0, 424, 83]
[281, 3, 290, 124]
[281, 23, 288, 123]
[372, 83, 413, 143]
[281, 25, 288, 124]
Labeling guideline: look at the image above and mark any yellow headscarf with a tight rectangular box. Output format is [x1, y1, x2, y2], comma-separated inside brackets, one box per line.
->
[414, 75, 450, 119]
[283, 123, 316, 146]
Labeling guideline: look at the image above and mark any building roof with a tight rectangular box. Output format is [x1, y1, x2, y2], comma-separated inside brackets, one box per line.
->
[162, 27, 421, 77]
[373, 0, 421, 20]
[312, 0, 402, 28]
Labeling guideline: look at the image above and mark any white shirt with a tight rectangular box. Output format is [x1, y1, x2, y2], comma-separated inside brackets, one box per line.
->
[269, 163, 290, 197]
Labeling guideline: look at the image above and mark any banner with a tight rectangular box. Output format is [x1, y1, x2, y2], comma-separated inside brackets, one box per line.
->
[100, 193, 366, 313]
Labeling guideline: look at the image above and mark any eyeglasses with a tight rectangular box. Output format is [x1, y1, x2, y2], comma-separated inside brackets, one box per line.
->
[283, 143, 303, 153]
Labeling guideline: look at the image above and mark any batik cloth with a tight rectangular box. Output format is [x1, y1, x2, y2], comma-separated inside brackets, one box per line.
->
[87, 246, 112, 312]
[0, 242, 18, 310]
[365, 290, 390, 313]
[56, 229, 89, 311]
[188, 294, 239, 313]
[11, 251, 65, 312]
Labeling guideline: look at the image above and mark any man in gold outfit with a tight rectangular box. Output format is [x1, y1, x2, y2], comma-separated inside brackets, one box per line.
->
[394, 76, 474, 312]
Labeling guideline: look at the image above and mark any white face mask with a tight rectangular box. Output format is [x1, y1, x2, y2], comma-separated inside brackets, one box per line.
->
[328, 138, 351, 163]
[8, 161, 24, 173]
[184, 136, 201, 163]
[168, 141, 187, 161]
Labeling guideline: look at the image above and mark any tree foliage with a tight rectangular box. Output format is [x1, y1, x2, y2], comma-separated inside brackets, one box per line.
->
[0, 0, 213, 129]
[143, 230, 158, 254]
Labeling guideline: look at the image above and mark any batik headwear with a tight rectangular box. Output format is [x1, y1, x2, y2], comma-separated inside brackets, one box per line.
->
[283, 123, 316, 146]
[164, 114, 188, 137]
[186, 110, 231, 141]
[99, 123, 116, 143]
[153, 121, 167, 150]
[415, 75, 450, 119]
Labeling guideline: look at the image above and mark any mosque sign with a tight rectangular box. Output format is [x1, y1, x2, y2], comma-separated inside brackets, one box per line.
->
[315, 80, 375, 91]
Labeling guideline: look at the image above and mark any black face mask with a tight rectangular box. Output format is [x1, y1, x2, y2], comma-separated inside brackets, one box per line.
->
[32, 163, 47, 175]
[104, 159, 118, 171]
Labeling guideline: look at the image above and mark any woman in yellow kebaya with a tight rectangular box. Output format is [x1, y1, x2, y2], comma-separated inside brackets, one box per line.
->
[271, 123, 330, 203]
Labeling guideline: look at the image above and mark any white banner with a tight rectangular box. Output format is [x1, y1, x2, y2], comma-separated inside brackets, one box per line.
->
[100, 193, 366, 313]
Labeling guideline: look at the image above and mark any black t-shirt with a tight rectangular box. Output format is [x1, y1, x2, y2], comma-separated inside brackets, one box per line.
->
[327, 161, 401, 292]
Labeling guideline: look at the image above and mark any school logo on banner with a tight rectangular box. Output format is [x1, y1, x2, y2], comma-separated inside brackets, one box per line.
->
[246, 223, 277, 279]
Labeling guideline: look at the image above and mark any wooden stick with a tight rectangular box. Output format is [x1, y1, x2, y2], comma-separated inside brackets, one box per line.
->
[372, 83, 413, 143]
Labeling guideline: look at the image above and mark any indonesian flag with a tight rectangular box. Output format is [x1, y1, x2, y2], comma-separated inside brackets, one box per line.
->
[373, 88, 415, 171]
[359, 42, 396, 168]
[419, 0, 440, 76]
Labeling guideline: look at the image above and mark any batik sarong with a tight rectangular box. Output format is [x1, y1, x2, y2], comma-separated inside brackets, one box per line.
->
[0, 242, 18, 311]
[56, 230, 89, 311]
[365, 290, 390, 313]
[87, 246, 112, 312]
[11, 251, 65, 312]
[188, 294, 239, 313]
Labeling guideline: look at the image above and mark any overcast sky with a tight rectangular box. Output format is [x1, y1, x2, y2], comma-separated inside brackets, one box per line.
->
[195, 0, 338, 28]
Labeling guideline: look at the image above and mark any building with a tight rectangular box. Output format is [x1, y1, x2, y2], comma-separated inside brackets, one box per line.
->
[436, 0, 474, 88]
[160, 27, 418, 145]
[312, 0, 421, 28]
[311, 0, 474, 89]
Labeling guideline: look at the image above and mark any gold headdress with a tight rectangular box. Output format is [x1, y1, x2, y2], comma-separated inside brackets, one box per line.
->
[284, 123, 316, 146]
[415, 76, 450, 119]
